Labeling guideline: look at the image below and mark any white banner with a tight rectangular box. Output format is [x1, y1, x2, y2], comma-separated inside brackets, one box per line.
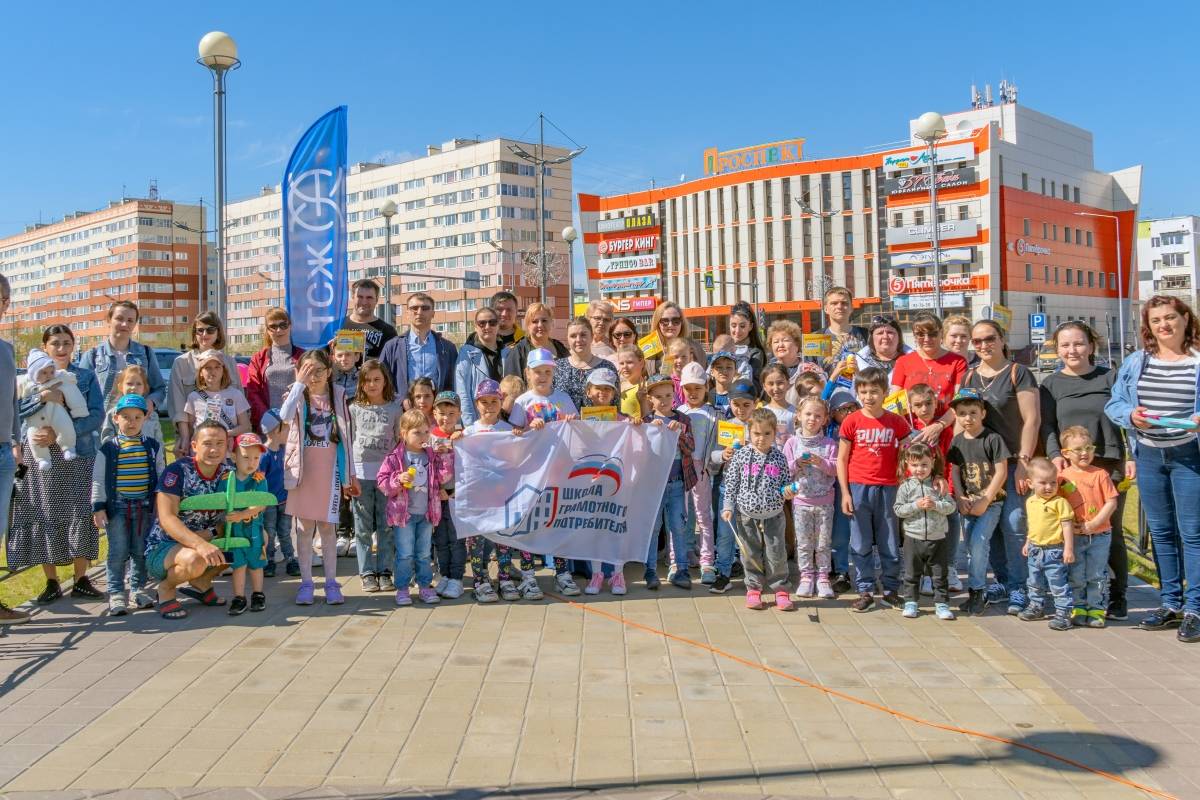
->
[451, 421, 678, 563]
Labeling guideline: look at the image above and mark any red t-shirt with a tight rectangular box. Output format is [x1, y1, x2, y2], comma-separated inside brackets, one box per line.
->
[840, 410, 912, 486]
[891, 351, 968, 407]
[913, 416, 955, 485]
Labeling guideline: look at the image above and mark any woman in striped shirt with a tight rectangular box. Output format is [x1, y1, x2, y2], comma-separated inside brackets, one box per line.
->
[1107, 295, 1200, 643]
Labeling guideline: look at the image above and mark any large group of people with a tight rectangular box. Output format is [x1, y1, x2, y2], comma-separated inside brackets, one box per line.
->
[0, 274, 1195, 645]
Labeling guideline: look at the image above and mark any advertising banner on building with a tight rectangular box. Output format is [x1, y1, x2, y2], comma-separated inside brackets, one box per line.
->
[703, 139, 805, 176]
[451, 421, 678, 564]
[892, 292, 966, 310]
[283, 106, 348, 351]
[612, 296, 659, 313]
[890, 247, 975, 269]
[885, 220, 979, 246]
[597, 233, 660, 256]
[596, 213, 656, 233]
[599, 275, 659, 294]
[882, 142, 974, 173]
[598, 254, 660, 275]
[887, 273, 987, 296]
[884, 168, 977, 197]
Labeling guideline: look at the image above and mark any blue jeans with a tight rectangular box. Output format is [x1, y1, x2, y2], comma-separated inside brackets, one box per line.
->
[105, 499, 151, 596]
[962, 503, 1003, 591]
[394, 513, 434, 591]
[1069, 532, 1111, 610]
[848, 483, 900, 594]
[352, 479, 394, 576]
[646, 479, 688, 580]
[1135, 441, 1200, 613]
[988, 469, 1028, 593]
[263, 505, 295, 563]
[0, 446, 14, 549]
[713, 476, 738, 577]
[831, 483, 851, 575]
[1026, 544, 1072, 614]
[947, 512, 965, 573]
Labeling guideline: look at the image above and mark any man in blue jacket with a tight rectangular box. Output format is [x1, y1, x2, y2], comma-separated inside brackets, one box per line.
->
[77, 301, 166, 413]
[379, 291, 457, 401]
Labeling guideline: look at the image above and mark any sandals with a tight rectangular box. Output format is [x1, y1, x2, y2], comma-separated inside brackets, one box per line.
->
[178, 586, 225, 606]
[159, 600, 188, 619]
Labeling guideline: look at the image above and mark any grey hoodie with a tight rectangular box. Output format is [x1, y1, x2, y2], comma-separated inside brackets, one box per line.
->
[893, 477, 956, 541]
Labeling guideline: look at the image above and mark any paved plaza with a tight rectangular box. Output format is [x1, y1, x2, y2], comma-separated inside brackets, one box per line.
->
[0, 568, 1193, 799]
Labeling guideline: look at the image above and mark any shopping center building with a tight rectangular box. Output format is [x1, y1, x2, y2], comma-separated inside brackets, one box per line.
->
[577, 91, 1141, 347]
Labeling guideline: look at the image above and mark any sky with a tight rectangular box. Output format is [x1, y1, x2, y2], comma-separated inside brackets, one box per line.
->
[6, 0, 1199, 277]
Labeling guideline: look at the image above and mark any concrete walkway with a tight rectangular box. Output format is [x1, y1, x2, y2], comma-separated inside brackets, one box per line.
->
[0, 566, 1189, 799]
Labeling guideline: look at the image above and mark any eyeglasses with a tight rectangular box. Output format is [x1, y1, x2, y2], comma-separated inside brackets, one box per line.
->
[1062, 445, 1096, 455]
[267, 322, 290, 332]
[588, 315, 612, 324]
[660, 317, 683, 326]
[476, 319, 498, 328]
[408, 304, 432, 312]
[971, 335, 999, 346]
[612, 329, 636, 339]
[194, 326, 217, 336]
[871, 315, 898, 326]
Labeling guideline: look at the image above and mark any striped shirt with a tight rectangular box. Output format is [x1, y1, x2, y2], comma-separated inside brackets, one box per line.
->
[115, 435, 152, 497]
[1136, 356, 1198, 448]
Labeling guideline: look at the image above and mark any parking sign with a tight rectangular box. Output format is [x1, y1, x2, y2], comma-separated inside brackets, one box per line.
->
[1029, 313, 1047, 331]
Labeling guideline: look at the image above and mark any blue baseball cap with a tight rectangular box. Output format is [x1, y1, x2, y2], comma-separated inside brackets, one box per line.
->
[708, 350, 736, 366]
[527, 348, 557, 369]
[728, 379, 756, 401]
[114, 394, 147, 413]
[260, 408, 284, 435]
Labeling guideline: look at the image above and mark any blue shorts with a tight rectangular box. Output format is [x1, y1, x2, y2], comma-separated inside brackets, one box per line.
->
[229, 534, 267, 570]
[145, 540, 178, 581]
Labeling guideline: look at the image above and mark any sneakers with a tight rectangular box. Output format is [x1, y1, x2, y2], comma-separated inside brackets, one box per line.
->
[1006, 589, 1027, 616]
[880, 591, 901, 609]
[919, 576, 933, 596]
[325, 581, 344, 605]
[474, 582, 499, 603]
[418, 587, 440, 604]
[745, 590, 763, 610]
[1048, 611, 1072, 631]
[709, 574, 731, 594]
[831, 572, 852, 595]
[295, 581, 315, 605]
[816, 577, 835, 599]
[1107, 598, 1128, 621]
[395, 590, 413, 607]
[108, 595, 128, 616]
[286, 559, 301, 577]
[851, 593, 874, 613]
[36, 580, 62, 605]
[1139, 607, 1183, 630]
[985, 582, 1008, 605]
[775, 592, 794, 612]
[336, 536, 353, 557]
[228, 595, 248, 616]
[0, 604, 31, 625]
[610, 573, 627, 595]
[555, 572, 582, 596]
[959, 588, 987, 616]
[263, 561, 276, 578]
[518, 576, 544, 601]
[71, 576, 103, 599]
[1178, 612, 1200, 643]
[311, 552, 323, 568]
[669, 571, 693, 590]
[584, 573, 604, 595]
[362, 574, 380, 593]
[378, 572, 395, 592]
[1086, 609, 1106, 629]
[1071, 607, 1089, 627]
[498, 580, 520, 601]
[948, 573, 964, 592]
[935, 603, 956, 621]
[250, 592, 266, 612]
[440, 578, 464, 599]
[1018, 603, 1046, 622]
[645, 574, 661, 591]
[434, 576, 449, 595]
[902, 601, 919, 618]
[796, 575, 816, 598]
[700, 566, 717, 585]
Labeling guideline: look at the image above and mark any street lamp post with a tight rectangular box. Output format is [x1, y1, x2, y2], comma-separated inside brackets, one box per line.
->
[1074, 211, 1127, 358]
[380, 200, 398, 324]
[198, 31, 240, 323]
[562, 225, 578, 303]
[796, 197, 840, 330]
[914, 111, 948, 317]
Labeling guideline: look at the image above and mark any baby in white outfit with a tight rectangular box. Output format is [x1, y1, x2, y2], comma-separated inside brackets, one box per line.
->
[19, 349, 88, 470]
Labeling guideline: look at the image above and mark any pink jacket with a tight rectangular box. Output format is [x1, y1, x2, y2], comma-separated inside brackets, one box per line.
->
[377, 444, 452, 527]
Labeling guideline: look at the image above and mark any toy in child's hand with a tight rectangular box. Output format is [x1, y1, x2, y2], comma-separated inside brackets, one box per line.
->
[178, 472, 278, 551]
[399, 466, 417, 489]
[780, 481, 800, 496]
[1143, 413, 1200, 431]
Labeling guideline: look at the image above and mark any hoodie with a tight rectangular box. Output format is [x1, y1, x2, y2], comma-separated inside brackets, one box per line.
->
[893, 477, 956, 541]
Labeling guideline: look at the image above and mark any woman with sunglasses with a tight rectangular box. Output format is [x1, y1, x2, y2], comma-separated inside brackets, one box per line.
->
[1040, 320, 1132, 621]
[501, 302, 568, 378]
[1107, 296, 1200, 642]
[167, 313, 242, 449]
[456, 306, 504, 426]
[247, 307, 305, 432]
[853, 316, 911, 381]
[648, 301, 705, 374]
[587, 301, 617, 359]
[961, 319, 1040, 615]
[609, 317, 640, 351]
[891, 313, 967, 438]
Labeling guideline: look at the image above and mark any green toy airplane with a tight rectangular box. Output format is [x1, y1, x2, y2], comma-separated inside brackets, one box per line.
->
[178, 472, 279, 550]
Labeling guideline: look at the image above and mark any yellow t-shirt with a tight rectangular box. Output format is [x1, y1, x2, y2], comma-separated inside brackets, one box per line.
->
[620, 384, 642, 419]
[1025, 494, 1074, 546]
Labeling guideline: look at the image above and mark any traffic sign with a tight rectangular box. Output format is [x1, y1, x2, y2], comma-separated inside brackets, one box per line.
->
[704, 270, 714, 291]
[1031, 330, 1046, 344]
[1029, 312, 1047, 331]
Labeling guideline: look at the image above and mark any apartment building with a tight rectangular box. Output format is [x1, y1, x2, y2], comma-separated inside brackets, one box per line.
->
[1137, 215, 1200, 311]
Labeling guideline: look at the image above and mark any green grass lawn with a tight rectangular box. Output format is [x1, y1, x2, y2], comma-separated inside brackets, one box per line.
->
[0, 419, 176, 608]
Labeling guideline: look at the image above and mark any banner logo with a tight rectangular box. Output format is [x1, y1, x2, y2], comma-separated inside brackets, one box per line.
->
[703, 139, 805, 176]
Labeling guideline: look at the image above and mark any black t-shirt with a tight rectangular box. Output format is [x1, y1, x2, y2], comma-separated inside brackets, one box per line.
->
[949, 430, 1011, 502]
[340, 317, 398, 361]
[961, 362, 1037, 457]
[1039, 366, 1125, 463]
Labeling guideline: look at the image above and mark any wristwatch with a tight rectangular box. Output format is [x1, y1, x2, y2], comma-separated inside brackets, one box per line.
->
[1018, 454, 1032, 464]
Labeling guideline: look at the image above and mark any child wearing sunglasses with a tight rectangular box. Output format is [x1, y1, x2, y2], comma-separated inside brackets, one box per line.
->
[1057, 426, 1118, 628]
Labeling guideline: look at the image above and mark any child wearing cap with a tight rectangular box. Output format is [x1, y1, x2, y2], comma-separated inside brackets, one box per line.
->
[179, 350, 250, 452]
[707, 348, 737, 416]
[708, 378, 758, 594]
[431, 391, 466, 599]
[464, 379, 514, 435]
[258, 408, 299, 578]
[100, 365, 165, 463]
[678, 361, 719, 585]
[228, 434, 272, 615]
[348, 359, 403, 593]
[644, 373, 698, 591]
[91, 393, 162, 615]
[463, 379, 517, 603]
[20, 348, 89, 469]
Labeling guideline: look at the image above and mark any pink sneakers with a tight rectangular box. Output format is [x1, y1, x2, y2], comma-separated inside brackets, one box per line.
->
[610, 573, 627, 595]
[585, 572, 604, 595]
[816, 577, 835, 599]
[745, 589, 763, 610]
[775, 592, 795, 611]
[797, 574, 816, 597]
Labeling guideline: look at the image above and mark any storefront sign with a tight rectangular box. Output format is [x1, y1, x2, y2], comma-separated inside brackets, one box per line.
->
[598, 254, 660, 275]
[596, 213, 657, 233]
[890, 247, 974, 269]
[613, 296, 659, 313]
[892, 292, 966, 310]
[885, 220, 979, 246]
[1009, 238, 1052, 256]
[597, 233, 660, 256]
[888, 273, 983, 295]
[703, 139, 805, 176]
[884, 167, 977, 197]
[882, 142, 974, 173]
[599, 275, 659, 294]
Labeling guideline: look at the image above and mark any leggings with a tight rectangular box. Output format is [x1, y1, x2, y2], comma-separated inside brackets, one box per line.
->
[468, 537, 514, 585]
[294, 518, 338, 584]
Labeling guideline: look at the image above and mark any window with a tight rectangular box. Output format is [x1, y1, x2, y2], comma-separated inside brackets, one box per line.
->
[747, 185, 756, 220]
[958, 205, 969, 221]
[1052, 224, 1058, 241]
[764, 180, 773, 218]
[1099, 272, 1106, 289]
[1043, 265, 1049, 282]
[1164, 252, 1187, 267]
[1041, 177, 1046, 195]
[1075, 229, 1082, 245]
[821, 174, 832, 210]
[844, 231, 853, 254]
[915, 210, 925, 225]
[1163, 232, 1186, 245]
[1054, 267, 1060, 284]
[1087, 231, 1093, 247]
[1022, 173, 1029, 191]
[1025, 263, 1032, 281]
[1051, 181, 1056, 197]
[1063, 183, 1070, 201]
[1065, 268, 1073, 285]
[1024, 218, 1031, 236]
[936, 206, 946, 223]
[1063, 226, 1070, 243]
[1088, 271, 1095, 288]
[841, 172, 853, 211]
[1043, 222, 1049, 239]
[1073, 186, 1080, 204]
[893, 212, 903, 227]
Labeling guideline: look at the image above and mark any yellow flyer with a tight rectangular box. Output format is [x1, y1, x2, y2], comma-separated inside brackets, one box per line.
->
[334, 329, 366, 353]
[638, 331, 663, 360]
[802, 333, 832, 359]
[884, 388, 909, 416]
[717, 420, 745, 448]
[580, 405, 618, 421]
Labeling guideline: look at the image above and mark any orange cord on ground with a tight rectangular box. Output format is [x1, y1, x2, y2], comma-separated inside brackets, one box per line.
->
[548, 592, 1177, 800]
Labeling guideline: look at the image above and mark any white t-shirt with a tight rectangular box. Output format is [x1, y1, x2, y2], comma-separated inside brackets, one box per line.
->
[464, 419, 515, 435]
[507, 390, 578, 428]
[183, 387, 249, 431]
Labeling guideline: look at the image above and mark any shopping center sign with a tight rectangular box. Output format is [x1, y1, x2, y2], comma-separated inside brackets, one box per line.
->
[596, 213, 657, 233]
[703, 139, 805, 176]
[599, 275, 659, 294]
[882, 142, 974, 173]
[885, 219, 979, 246]
[884, 168, 977, 197]
[597, 233, 660, 256]
[1008, 238, 1052, 256]
[890, 247, 974, 269]
[598, 254, 660, 275]
[888, 273, 986, 295]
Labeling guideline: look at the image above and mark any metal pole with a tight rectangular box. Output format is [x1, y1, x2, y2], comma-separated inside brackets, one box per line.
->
[928, 139, 941, 317]
[1114, 215, 1127, 358]
[567, 239, 575, 305]
[213, 69, 228, 320]
[384, 222, 393, 324]
[462, 285, 469, 345]
[537, 114, 546, 305]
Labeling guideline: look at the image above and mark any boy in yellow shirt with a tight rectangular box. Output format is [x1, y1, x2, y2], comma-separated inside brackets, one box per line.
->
[1018, 458, 1076, 631]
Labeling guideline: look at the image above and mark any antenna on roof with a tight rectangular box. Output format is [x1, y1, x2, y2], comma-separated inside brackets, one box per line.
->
[984, 84, 994, 107]
[148, 179, 159, 201]
[971, 83, 981, 109]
